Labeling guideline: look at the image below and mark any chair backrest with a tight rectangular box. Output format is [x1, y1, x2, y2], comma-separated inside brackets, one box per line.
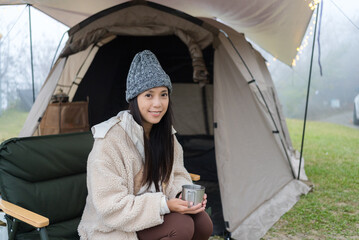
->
[0, 132, 94, 239]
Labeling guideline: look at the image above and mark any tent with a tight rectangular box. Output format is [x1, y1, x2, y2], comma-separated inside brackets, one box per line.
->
[7, 2, 312, 239]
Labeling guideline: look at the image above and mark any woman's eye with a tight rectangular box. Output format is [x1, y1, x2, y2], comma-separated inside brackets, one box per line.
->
[162, 93, 168, 97]
[145, 94, 152, 98]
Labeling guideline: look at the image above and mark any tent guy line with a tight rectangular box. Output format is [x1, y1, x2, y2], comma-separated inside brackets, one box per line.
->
[329, 0, 359, 30]
[0, 5, 27, 43]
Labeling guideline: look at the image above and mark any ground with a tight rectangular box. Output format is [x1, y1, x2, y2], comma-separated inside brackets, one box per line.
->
[317, 110, 359, 129]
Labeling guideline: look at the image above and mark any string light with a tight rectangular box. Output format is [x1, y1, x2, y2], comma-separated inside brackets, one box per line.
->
[291, 0, 320, 66]
[292, 59, 296, 66]
[308, 0, 320, 10]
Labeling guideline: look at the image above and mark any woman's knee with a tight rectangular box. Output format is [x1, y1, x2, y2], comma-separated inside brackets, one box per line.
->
[165, 213, 195, 239]
[192, 211, 213, 240]
[137, 213, 195, 240]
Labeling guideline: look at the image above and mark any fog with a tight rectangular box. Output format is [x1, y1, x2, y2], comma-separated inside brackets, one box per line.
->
[252, 0, 359, 120]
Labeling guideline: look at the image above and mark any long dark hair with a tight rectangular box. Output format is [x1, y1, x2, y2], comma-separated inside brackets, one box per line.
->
[128, 96, 174, 192]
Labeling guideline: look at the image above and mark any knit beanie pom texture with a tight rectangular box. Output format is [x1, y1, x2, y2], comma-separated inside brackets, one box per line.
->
[126, 50, 172, 102]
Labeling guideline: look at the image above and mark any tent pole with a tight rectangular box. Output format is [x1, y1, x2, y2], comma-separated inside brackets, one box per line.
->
[50, 31, 67, 70]
[28, 4, 35, 103]
[298, 4, 320, 180]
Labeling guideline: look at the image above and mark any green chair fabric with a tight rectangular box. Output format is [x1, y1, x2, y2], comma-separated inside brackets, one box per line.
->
[0, 132, 94, 239]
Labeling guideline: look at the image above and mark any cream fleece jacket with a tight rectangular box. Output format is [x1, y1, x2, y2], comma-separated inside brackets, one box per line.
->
[78, 112, 192, 240]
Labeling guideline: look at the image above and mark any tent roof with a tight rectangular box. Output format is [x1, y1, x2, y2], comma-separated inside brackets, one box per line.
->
[0, 0, 313, 65]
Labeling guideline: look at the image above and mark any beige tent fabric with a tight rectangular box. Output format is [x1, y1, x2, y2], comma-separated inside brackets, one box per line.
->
[171, 83, 213, 135]
[252, 49, 293, 149]
[19, 44, 98, 137]
[57, 45, 100, 104]
[231, 180, 310, 240]
[206, 17, 295, 169]
[55, 45, 96, 94]
[67, 5, 214, 53]
[0, 0, 313, 65]
[214, 42, 296, 232]
[19, 59, 66, 137]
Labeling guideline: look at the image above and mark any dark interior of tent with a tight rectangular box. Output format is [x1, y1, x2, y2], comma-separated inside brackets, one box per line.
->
[72, 34, 226, 235]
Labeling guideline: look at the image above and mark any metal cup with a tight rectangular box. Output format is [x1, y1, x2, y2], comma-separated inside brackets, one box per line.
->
[181, 184, 205, 207]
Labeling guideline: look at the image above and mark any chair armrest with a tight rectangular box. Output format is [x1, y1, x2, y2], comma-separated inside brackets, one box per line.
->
[190, 173, 200, 181]
[0, 199, 49, 228]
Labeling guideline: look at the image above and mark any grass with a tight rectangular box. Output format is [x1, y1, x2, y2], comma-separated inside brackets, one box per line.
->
[1, 111, 358, 239]
[0, 108, 29, 142]
[263, 119, 359, 239]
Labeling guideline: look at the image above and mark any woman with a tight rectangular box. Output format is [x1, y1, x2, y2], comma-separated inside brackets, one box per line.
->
[78, 50, 213, 240]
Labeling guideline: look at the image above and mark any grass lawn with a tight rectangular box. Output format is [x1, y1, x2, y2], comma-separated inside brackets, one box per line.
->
[0, 109, 29, 142]
[262, 119, 359, 239]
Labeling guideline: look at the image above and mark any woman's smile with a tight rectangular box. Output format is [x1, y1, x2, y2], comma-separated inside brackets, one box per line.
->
[149, 111, 162, 116]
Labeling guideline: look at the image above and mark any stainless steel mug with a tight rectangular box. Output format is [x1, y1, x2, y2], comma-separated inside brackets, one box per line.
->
[181, 184, 205, 207]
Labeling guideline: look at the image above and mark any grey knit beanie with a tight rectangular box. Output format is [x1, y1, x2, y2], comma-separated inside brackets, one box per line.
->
[126, 50, 172, 102]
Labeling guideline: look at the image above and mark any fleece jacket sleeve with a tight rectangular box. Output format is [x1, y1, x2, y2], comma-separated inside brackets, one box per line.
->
[86, 138, 164, 232]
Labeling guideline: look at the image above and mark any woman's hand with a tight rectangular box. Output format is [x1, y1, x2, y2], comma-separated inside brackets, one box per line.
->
[167, 198, 205, 214]
[201, 193, 207, 208]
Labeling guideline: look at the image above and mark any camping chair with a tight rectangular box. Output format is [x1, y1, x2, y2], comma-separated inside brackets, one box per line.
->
[0, 132, 200, 240]
[0, 132, 92, 240]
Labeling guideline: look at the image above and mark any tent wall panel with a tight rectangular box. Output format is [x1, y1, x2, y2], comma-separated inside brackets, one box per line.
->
[57, 46, 95, 89]
[214, 43, 294, 233]
[252, 49, 293, 149]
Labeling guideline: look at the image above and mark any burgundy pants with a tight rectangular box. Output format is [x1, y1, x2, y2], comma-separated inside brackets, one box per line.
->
[137, 211, 213, 240]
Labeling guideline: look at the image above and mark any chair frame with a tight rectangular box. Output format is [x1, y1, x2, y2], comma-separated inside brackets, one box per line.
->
[0, 199, 49, 240]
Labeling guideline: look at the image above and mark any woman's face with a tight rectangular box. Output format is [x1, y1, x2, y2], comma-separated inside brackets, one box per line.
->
[137, 86, 169, 133]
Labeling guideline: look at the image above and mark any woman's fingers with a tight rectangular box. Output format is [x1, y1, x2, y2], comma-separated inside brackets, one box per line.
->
[201, 196, 207, 207]
[186, 206, 205, 214]
[183, 203, 205, 214]
[167, 198, 194, 213]
[167, 198, 206, 214]
[203, 193, 207, 200]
